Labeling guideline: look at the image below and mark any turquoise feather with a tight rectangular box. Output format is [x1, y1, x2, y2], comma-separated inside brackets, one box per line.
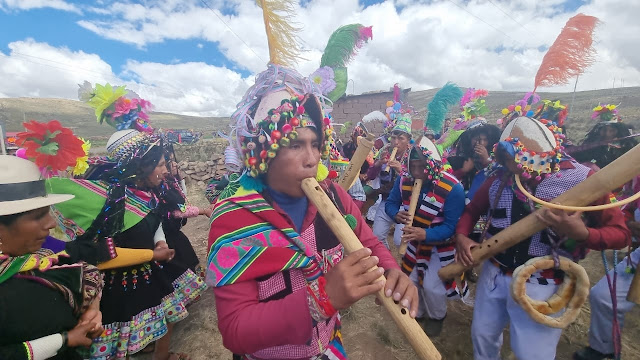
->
[425, 83, 463, 134]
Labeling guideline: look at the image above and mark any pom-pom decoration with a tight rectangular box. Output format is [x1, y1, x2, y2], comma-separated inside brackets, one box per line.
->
[16, 120, 86, 175]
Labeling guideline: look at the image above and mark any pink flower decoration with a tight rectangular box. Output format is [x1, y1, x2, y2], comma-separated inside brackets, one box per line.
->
[216, 246, 240, 268]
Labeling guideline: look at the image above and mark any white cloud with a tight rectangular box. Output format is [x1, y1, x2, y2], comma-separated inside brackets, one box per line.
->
[2, 0, 640, 117]
[0, 39, 251, 116]
[73, 0, 640, 98]
[0, 0, 80, 13]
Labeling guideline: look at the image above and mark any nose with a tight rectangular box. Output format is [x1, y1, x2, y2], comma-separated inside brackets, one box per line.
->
[43, 212, 56, 231]
[303, 145, 319, 168]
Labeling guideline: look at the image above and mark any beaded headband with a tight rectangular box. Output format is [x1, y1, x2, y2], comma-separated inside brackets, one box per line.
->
[240, 93, 332, 177]
[496, 116, 565, 180]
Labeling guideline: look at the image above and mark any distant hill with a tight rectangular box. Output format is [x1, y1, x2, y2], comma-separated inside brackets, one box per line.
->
[2, 86, 639, 144]
[407, 86, 640, 142]
[0, 98, 230, 143]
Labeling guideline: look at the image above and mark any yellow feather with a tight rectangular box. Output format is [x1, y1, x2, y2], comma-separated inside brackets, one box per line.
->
[256, 0, 303, 67]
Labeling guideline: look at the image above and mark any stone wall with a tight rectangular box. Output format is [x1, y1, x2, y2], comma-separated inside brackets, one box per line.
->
[177, 155, 227, 188]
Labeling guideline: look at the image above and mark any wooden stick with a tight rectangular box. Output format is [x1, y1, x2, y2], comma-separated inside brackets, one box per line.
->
[302, 178, 442, 360]
[627, 267, 640, 304]
[399, 179, 423, 255]
[338, 135, 374, 190]
[439, 143, 640, 281]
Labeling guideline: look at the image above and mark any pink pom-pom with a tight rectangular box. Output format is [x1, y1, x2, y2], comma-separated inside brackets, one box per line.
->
[296, 106, 305, 115]
[16, 148, 27, 159]
[323, 117, 331, 126]
[535, 175, 542, 181]
[556, 173, 562, 178]
[517, 163, 523, 169]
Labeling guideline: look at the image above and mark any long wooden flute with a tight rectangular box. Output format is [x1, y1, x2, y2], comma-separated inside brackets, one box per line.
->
[338, 135, 374, 190]
[399, 179, 423, 255]
[439, 143, 640, 281]
[302, 178, 442, 360]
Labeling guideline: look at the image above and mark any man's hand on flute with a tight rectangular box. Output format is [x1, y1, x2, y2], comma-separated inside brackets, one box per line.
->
[535, 208, 589, 241]
[388, 159, 402, 173]
[395, 210, 411, 224]
[401, 226, 426, 243]
[324, 248, 419, 318]
[454, 233, 478, 267]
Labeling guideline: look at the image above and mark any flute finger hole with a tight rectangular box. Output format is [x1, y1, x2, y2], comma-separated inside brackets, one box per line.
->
[400, 308, 407, 315]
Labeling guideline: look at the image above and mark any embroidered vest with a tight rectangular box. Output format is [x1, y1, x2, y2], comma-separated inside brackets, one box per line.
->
[486, 161, 590, 269]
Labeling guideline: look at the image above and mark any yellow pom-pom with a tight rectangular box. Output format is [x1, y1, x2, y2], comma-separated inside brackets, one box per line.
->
[524, 105, 531, 111]
[386, 101, 394, 107]
[316, 162, 329, 181]
[515, 105, 522, 112]
[501, 108, 509, 115]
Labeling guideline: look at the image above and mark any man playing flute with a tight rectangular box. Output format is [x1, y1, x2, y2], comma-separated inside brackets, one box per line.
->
[367, 114, 413, 248]
[205, 76, 419, 358]
[454, 115, 630, 360]
[385, 137, 466, 336]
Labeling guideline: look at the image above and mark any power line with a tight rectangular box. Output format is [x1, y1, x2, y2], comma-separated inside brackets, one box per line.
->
[198, 0, 265, 63]
[445, 0, 525, 48]
[486, 0, 538, 39]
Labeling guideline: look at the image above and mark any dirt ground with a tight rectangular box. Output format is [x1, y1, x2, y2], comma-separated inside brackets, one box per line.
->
[134, 212, 640, 360]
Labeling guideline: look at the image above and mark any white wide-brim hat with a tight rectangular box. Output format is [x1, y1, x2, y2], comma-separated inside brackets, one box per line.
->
[0, 155, 73, 216]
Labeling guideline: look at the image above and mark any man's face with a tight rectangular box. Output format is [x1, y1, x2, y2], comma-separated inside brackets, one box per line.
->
[409, 157, 428, 180]
[390, 131, 410, 154]
[497, 148, 523, 175]
[602, 126, 618, 141]
[266, 127, 321, 197]
[471, 133, 489, 149]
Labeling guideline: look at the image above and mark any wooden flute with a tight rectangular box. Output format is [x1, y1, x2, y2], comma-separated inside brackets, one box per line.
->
[302, 177, 441, 360]
[338, 135, 374, 191]
[398, 179, 423, 255]
[439, 143, 640, 281]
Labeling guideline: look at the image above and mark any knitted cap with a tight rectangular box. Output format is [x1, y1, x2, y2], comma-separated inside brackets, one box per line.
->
[392, 114, 412, 135]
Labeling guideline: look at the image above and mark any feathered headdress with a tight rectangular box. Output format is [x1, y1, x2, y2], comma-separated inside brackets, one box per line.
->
[78, 81, 153, 134]
[311, 24, 373, 102]
[460, 88, 489, 121]
[256, 0, 303, 67]
[533, 14, 599, 92]
[425, 82, 463, 135]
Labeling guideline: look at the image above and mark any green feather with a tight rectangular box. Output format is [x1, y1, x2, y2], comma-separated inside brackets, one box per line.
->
[327, 67, 348, 102]
[437, 129, 464, 152]
[320, 24, 370, 68]
[425, 82, 463, 134]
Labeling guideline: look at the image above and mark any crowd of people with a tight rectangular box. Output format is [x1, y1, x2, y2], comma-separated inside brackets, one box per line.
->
[2, 10, 640, 360]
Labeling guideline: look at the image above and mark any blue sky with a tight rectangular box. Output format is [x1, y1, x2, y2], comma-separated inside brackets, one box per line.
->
[1, 0, 637, 116]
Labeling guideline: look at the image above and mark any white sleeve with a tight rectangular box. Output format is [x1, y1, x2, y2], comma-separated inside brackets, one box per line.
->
[154, 223, 167, 244]
[28, 334, 64, 360]
[180, 179, 187, 195]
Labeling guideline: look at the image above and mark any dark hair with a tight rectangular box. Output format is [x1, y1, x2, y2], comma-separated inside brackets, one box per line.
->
[73, 143, 165, 264]
[455, 124, 500, 158]
[391, 130, 411, 139]
[0, 211, 27, 226]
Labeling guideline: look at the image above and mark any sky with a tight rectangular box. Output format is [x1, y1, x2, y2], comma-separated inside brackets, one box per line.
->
[1, 0, 639, 117]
